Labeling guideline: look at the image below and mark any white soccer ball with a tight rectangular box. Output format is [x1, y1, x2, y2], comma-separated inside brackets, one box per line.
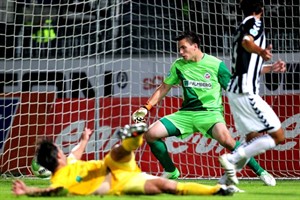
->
[31, 158, 52, 179]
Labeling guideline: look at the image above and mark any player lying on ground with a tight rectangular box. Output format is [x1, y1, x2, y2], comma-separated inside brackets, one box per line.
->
[12, 123, 235, 197]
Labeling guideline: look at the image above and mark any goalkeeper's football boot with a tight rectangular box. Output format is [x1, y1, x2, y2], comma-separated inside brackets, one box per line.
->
[162, 168, 180, 179]
[117, 122, 148, 140]
[259, 170, 276, 186]
[219, 154, 239, 184]
[213, 185, 235, 196]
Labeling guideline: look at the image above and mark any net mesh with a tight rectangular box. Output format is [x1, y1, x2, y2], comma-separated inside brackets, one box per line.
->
[0, 0, 299, 178]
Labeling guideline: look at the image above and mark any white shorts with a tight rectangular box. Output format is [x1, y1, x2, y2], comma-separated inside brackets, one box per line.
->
[227, 92, 281, 134]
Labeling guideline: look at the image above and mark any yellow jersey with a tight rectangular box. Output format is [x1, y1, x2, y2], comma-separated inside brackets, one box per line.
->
[50, 157, 107, 195]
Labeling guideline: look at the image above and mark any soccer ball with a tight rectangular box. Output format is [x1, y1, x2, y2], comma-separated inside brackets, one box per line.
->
[31, 158, 52, 179]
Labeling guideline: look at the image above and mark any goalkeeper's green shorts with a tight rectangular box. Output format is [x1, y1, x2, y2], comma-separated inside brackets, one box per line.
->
[160, 110, 226, 139]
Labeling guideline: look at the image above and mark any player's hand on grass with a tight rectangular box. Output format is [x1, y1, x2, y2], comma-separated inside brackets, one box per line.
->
[12, 179, 68, 197]
[132, 107, 148, 123]
[12, 179, 27, 196]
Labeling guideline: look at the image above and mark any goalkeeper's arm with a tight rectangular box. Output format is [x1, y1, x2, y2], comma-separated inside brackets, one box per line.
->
[132, 82, 172, 122]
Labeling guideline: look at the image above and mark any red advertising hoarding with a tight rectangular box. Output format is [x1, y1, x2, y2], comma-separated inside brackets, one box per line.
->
[0, 93, 299, 178]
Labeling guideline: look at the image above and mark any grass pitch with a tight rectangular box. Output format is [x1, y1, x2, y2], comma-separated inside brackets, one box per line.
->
[1, 178, 299, 200]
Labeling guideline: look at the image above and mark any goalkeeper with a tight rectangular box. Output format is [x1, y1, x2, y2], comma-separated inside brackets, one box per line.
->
[12, 123, 235, 197]
[132, 30, 275, 186]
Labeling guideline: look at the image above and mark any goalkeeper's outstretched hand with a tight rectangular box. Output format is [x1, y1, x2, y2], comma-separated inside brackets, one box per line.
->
[132, 107, 148, 123]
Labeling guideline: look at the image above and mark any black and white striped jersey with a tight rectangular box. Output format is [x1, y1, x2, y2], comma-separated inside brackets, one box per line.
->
[227, 16, 266, 94]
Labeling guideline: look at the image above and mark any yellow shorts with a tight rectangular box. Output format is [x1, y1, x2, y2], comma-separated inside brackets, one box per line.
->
[109, 171, 156, 195]
[104, 153, 157, 195]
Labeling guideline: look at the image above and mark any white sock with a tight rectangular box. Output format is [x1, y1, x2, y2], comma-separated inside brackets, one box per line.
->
[228, 134, 276, 164]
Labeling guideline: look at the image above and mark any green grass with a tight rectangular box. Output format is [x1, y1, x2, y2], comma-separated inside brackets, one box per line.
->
[1, 178, 300, 200]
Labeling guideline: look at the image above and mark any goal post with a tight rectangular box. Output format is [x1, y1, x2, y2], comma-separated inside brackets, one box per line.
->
[0, 0, 299, 179]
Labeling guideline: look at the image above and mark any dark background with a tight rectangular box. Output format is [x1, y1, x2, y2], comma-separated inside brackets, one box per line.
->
[0, 0, 299, 59]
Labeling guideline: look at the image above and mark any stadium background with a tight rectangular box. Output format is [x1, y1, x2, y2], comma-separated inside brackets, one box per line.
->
[0, 0, 299, 179]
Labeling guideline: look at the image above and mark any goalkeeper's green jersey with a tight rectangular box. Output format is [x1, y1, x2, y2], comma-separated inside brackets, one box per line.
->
[164, 54, 231, 111]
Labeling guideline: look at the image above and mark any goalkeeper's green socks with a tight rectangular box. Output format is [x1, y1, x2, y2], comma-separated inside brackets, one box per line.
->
[176, 182, 220, 195]
[234, 141, 264, 176]
[148, 139, 265, 177]
[148, 139, 177, 173]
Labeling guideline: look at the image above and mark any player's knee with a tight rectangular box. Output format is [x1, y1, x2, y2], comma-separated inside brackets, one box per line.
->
[144, 130, 157, 143]
[215, 133, 235, 150]
[144, 125, 167, 143]
[212, 126, 235, 149]
[157, 178, 177, 194]
[246, 132, 263, 142]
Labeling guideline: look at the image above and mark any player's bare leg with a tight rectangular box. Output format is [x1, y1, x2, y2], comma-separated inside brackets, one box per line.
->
[144, 178, 235, 196]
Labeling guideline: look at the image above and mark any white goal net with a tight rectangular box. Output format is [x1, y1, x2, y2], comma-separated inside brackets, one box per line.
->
[0, 0, 299, 179]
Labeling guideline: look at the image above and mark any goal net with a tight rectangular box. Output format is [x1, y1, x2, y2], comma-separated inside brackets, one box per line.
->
[0, 0, 299, 179]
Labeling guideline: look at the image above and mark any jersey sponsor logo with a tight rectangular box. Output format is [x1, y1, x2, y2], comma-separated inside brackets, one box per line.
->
[183, 80, 212, 88]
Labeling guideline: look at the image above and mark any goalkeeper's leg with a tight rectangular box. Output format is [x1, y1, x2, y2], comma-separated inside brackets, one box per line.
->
[148, 139, 180, 179]
[145, 121, 180, 179]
